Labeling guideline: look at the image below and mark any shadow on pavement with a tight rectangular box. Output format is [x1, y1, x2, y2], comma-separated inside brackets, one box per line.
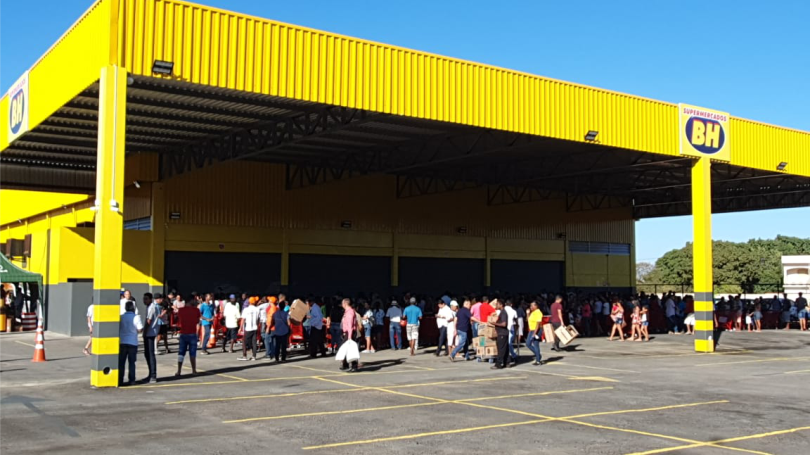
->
[357, 358, 405, 372]
[543, 356, 564, 364]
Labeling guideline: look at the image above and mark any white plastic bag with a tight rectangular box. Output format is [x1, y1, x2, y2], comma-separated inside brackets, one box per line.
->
[335, 339, 360, 363]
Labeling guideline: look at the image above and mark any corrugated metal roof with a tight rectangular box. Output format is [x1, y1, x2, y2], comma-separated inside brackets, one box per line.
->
[3, 73, 807, 218]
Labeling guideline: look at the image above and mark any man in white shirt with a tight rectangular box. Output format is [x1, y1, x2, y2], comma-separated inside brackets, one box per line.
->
[119, 301, 143, 386]
[172, 294, 186, 312]
[257, 298, 270, 351]
[435, 300, 454, 356]
[120, 289, 138, 315]
[222, 295, 241, 353]
[238, 298, 260, 361]
[142, 293, 159, 383]
[504, 300, 519, 365]
[386, 300, 403, 350]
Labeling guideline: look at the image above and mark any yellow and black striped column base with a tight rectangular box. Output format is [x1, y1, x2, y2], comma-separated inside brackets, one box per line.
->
[694, 291, 715, 353]
[91, 290, 121, 387]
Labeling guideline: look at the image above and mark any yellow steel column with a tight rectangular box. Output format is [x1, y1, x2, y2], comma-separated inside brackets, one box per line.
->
[692, 157, 715, 353]
[91, 65, 127, 387]
[149, 182, 165, 293]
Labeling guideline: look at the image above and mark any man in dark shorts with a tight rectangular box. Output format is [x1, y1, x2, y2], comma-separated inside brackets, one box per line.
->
[175, 300, 201, 377]
[222, 294, 241, 353]
[156, 294, 171, 354]
[491, 300, 510, 369]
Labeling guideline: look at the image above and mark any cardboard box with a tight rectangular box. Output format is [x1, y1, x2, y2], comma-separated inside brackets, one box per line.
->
[476, 346, 498, 358]
[554, 324, 579, 346]
[475, 336, 496, 347]
[542, 323, 556, 343]
[482, 324, 498, 340]
[289, 299, 308, 324]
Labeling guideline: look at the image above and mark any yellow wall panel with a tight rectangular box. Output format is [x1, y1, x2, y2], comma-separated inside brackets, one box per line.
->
[119, 0, 680, 160]
[567, 252, 631, 288]
[731, 118, 810, 177]
[0, 190, 89, 226]
[27, 0, 110, 135]
[47, 227, 153, 283]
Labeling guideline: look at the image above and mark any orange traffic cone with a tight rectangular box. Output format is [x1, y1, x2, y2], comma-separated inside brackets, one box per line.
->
[207, 321, 217, 349]
[31, 319, 46, 362]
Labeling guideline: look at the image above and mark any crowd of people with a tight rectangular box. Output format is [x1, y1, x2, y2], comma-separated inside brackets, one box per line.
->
[91, 288, 810, 386]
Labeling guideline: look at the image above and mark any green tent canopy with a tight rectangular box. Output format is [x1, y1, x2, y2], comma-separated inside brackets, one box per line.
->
[0, 252, 43, 302]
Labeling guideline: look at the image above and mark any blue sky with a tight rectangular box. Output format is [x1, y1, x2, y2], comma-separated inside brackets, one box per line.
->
[2, 0, 808, 262]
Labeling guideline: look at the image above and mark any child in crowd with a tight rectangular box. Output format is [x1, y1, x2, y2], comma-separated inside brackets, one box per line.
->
[631, 302, 642, 341]
[640, 304, 650, 341]
[608, 299, 625, 342]
[684, 312, 696, 335]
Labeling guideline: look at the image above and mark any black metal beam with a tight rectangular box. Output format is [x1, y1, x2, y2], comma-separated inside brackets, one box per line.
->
[286, 129, 551, 191]
[160, 106, 377, 179]
[396, 174, 480, 199]
[487, 185, 560, 206]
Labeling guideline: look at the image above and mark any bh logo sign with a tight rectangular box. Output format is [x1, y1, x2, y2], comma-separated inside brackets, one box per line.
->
[685, 116, 725, 155]
[6, 71, 29, 142]
[678, 104, 731, 161]
[9, 88, 25, 135]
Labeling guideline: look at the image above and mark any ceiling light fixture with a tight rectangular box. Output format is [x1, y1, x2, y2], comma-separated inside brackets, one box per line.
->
[151, 60, 174, 75]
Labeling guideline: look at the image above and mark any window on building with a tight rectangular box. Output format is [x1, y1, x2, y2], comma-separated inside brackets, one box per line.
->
[569, 241, 631, 256]
[124, 217, 151, 231]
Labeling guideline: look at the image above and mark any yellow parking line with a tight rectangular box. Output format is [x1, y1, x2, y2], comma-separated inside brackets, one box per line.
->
[168, 376, 527, 405]
[578, 349, 751, 360]
[547, 363, 639, 373]
[304, 419, 549, 449]
[566, 419, 769, 455]
[696, 357, 810, 367]
[457, 387, 614, 402]
[568, 376, 621, 383]
[225, 401, 441, 423]
[230, 386, 612, 423]
[167, 387, 368, 405]
[129, 368, 445, 389]
[303, 400, 726, 450]
[520, 369, 618, 382]
[14, 340, 35, 348]
[565, 400, 728, 420]
[519, 369, 582, 379]
[784, 369, 810, 375]
[626, 426, 810, 455]
[289, 365, 349, 375]
[184, 365, 248, 382]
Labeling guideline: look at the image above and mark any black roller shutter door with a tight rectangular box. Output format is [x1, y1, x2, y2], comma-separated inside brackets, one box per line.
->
[398, 257, 485, 296]
[491, 259, 563, 294]
[288, 254, 391, 299]
[164, 251, 281, 296]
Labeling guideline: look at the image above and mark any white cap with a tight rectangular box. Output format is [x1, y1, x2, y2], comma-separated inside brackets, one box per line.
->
[450, 300, 459, 307]
[410, 297, 417, 304]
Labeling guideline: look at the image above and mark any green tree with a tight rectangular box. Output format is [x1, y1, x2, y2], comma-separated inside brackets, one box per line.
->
[640, 236, 810, 294]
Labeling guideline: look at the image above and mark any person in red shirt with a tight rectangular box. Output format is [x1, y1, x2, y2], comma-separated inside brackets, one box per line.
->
[479, 296, 496, 327]
[175, 301, 201, 377]
[550, 295, 564, 351]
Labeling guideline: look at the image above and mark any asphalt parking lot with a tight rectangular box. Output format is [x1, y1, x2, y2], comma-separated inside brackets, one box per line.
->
[1, 330, 809, 454]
